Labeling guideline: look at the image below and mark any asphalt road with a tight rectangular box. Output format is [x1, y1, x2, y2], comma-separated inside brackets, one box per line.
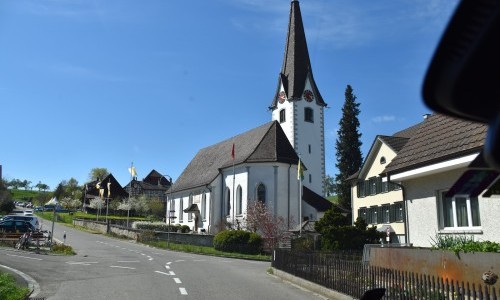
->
[0, 219, 324, 300]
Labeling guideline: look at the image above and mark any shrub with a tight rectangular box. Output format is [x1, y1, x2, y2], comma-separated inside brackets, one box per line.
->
[430, 234, 500, 256]
[52, 243, 75, 255]
[180, 225, 191, 233]
[213, 230, 263, 254]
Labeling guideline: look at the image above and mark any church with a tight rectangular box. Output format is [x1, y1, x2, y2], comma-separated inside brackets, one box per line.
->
[168, 0, 331, 234]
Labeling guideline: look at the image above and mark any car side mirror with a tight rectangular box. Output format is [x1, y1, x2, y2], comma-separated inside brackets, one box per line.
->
[422, 0, 500, 170]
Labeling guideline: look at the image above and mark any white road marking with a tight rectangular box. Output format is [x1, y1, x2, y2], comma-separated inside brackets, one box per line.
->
[110, 266, 136, 270]
[155, 271, 175, 276]
[175, 259, 185, 262]
[66, 261, 99, 266]
[166, 261, 172, 265]
[147, 256, 153, 261]
[179, 288, 187, 295]
[192, 259, 206, 262]
[7, 254, 42, 261]
[165, 265, 170, 270]
[174, 278, 182, 284]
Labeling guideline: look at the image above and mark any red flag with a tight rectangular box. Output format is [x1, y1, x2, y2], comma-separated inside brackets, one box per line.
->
[231, 143, 235, 160]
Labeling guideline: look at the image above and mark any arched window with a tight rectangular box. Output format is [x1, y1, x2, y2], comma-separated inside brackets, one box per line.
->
[188, 193, 193, 221]
[226, 188, 231, 217]
[201, 193, 206, 220]
[179, 198, 184, 222]
[279, 109, 286, 123]
[236, 185, 243, 215]
[380, 156, 386, 164]
[257, 183, 266, 204]
[304, 107, 314, 123]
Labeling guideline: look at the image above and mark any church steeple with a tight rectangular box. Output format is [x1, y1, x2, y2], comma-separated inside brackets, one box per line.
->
[270, 0, 327, 197]
[270, 0, 326, 108]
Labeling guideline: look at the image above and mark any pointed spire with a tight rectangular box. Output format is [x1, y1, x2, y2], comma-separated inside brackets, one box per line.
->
[270, 0, 326, 108]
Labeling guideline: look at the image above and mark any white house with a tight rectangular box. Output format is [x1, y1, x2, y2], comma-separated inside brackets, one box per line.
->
[166, 0, 332, 234]
[353, 113, 500, 247]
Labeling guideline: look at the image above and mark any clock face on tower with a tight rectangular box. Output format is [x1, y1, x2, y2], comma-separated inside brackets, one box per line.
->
[278, 91, 286, 104]
[303, 90, 314, 102]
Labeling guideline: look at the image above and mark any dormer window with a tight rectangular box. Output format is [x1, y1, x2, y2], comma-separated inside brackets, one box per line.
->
[380, 156, 386, 164]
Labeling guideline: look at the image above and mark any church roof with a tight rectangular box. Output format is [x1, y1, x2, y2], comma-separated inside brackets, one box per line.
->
[302, 186, 333, 212]
[171, 121, 299, 193]
[270, 0, 326, 108]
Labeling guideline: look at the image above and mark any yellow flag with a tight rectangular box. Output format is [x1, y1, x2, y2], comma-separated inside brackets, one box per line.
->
[297, 159, 304, 181]
[128, 166, 137, 177]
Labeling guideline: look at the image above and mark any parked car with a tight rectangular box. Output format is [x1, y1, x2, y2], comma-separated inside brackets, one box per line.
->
[2, 215, 40, 230]
[0, 220, 35, 233]
[11, 209, 25, 215]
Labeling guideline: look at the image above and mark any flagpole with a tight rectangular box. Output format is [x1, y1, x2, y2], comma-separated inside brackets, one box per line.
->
[299, 179, 302, 237]
[298, 156, 303, 237]
[127, 162, 133, 228]
[232, 143, 235, 227]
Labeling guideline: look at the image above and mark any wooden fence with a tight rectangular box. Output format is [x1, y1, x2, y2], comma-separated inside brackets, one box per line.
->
[272, 249, 498, 299]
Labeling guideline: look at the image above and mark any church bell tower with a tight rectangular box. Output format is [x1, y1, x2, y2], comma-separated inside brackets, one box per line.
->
[270, 0, 327, 196]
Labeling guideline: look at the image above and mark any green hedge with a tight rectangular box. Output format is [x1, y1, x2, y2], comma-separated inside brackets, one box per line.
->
[213, 230, 263, 254]
[133, 222, 191, 233]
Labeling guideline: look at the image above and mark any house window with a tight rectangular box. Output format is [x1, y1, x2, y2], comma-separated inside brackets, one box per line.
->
[380, 156, 386, 164]
[369, 177, 378, 195]
[309, 174, 312, 183]
[367, 206, 378, 224]
[226, 188, 231, 217]
[440, 192, 481, 229]
[380, 204, 390, 223]
[201, 193, 206, 220]
[179, 198, 184, 222]
[308, 144, 311, 154]
[304, 107, 314, 123]
[257, 183, 266, 204]
[188, 193, 193, 221]
[389, 201, 404, 222]
[358, 207, 367, 221]
[279, 109, 286, 123]
[236, 185, 242, 215]
[357, 181, 365, 198]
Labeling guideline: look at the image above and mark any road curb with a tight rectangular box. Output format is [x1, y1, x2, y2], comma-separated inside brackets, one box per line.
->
[271, 268, 354, 300]
[0, 263, 41, 297]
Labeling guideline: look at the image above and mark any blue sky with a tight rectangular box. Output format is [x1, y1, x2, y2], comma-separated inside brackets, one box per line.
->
[0, 0, 459, 191]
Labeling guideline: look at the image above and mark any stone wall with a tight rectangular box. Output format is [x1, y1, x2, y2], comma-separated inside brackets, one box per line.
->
[73, 218, 213, 247]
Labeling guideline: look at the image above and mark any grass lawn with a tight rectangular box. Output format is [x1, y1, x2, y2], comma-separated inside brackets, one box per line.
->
[0, 272, 30, 300]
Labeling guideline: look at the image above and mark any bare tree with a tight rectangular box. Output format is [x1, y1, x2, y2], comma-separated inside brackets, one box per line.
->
[245, 200, 293, 250]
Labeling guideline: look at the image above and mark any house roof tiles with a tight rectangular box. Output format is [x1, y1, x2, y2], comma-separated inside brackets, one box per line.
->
[384, 113, 487, 174]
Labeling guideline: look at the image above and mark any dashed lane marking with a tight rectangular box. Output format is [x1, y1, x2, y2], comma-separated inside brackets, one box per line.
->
[174, 278, 182, 284]
[110, 266, 136, 270]
[66, 261, 99, 266]
[7, 254, 43, 261]
[179, 288, 188, 295]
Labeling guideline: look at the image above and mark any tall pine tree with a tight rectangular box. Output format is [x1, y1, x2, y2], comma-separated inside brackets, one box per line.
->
[335, 85, 363, 215]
